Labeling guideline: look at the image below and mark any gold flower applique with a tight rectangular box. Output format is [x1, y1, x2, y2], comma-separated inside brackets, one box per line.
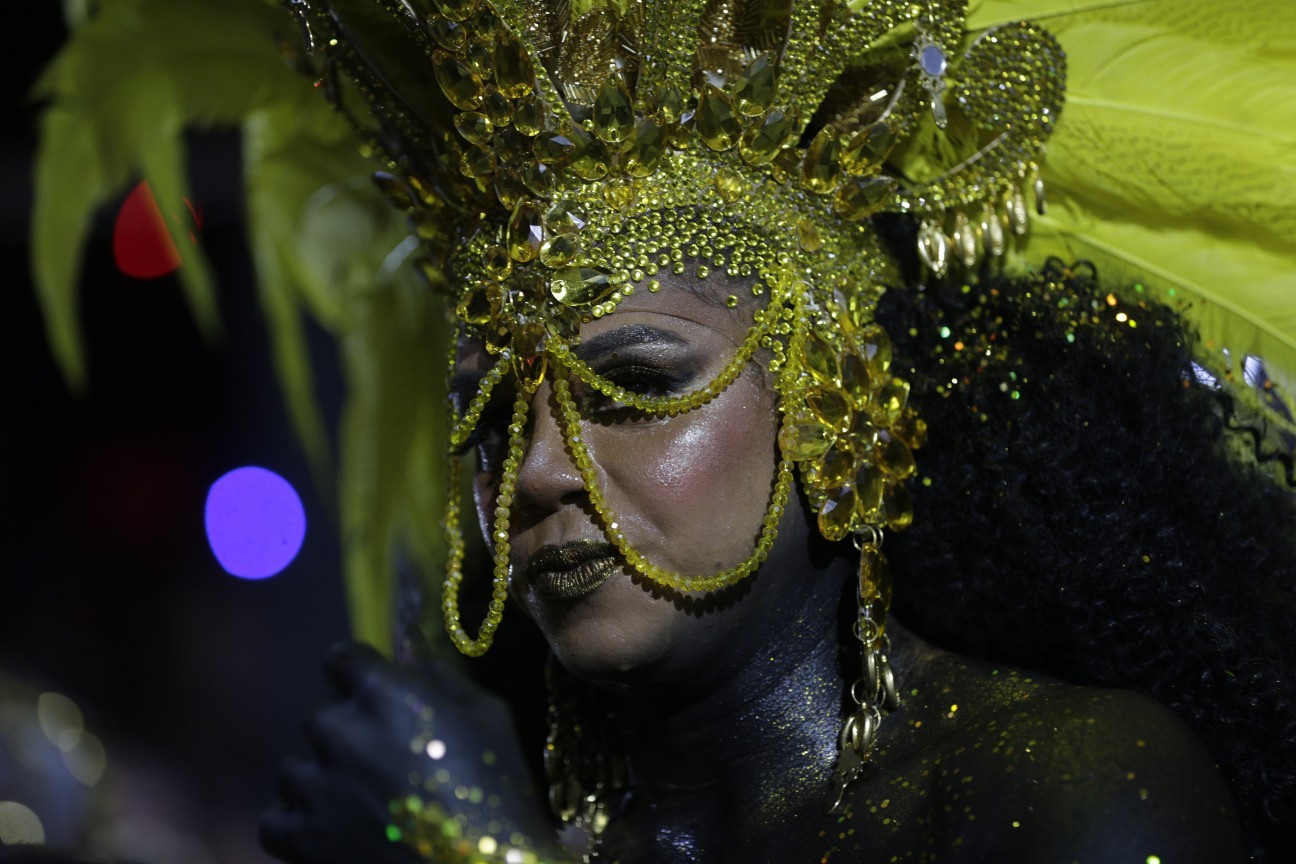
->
[780, 323, 926, 541]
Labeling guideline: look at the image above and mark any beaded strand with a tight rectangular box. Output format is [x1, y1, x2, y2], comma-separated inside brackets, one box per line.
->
[443, 394, 530, 656]
[449, 352, 510, 450]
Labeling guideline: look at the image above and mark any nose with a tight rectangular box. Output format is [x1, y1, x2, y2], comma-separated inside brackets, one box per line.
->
[512, 380, 586, 515]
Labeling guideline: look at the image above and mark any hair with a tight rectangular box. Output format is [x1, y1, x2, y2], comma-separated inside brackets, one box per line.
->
[875, 249, 1296, 859]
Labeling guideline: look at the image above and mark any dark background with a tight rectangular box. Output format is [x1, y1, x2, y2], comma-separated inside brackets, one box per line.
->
[3, 8, 351, 862]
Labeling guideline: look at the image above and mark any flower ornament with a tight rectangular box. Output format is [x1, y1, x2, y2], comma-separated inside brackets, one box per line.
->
[780, 320, 927, 542]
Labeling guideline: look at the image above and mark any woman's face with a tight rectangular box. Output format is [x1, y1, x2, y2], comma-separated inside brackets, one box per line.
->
[458, 273, 835, 690]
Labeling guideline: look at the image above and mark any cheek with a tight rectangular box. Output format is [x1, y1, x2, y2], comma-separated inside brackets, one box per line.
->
[599, 385, 778, 563]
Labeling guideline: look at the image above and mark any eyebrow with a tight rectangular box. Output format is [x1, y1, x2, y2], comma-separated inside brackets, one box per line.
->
[574, 324, 689, 362]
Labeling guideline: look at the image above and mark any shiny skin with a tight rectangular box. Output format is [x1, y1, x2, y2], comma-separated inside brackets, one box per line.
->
[267, 275, 1246, 863]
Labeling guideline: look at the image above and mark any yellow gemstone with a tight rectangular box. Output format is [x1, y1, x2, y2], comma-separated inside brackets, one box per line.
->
[534, 128, 578, 163]
[834, 176, 897, 221]
[513, 95, 544, 136]
[493, 31, 535, 98]
[539, 233, 581, 268]
[872, 378, 910, 427]
[511, 322, 548, 392]
[428, 17, 466, 53]
[818, 445, 854, 487]
[796, 218, 822, 252]
[807, 386, 850, 432]
[878, 433, 916, 478]
[840, 122, 895, 176]
[848, 411, 878, 451]
[801, 127, 842, 195]
[453, 111, 493, 148]
[841, 352, 870, 408]
[714, 167, 745, 202]
[549, 267, 612, 307]
[459, 147, 495, 179]
[436, 0, 477, 22]
[507, 199, 544, 262]
[482, 245, 512, 279]
[592, 74, 634, 143]
[818, 485, 857, 542]
[917, 221, 949, 276]
[884, 482, 913, 531]
[779, 421, 833, 461]
[522, 161, 558, 196]
[624, 119, 666, 177]
[695, 85, 742, 151]
[732, 53, 777, 116]
[566, 125, 609, 180]
[854, 463, 885, 522]
[465, 42, 492, 77]
[858, 545, 893, 607]
[652, 84, 684, 125]
[433, 50, 485, 110]
[545, 200, 587, 234]
[738, 109, 795, 166]
[481, 88, 513, 127]
[493, 167, 526, 209]
[858, 323, 893, 378]
[801, 336, 839, 385]
[456, 281, 497, 325]
[603, 179, 634, 210]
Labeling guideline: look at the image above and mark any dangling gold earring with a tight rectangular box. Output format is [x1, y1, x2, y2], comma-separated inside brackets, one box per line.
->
[828, 527, 900, 813]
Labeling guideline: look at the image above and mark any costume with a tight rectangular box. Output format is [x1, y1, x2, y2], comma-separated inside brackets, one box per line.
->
[31, 0, 1296, 858]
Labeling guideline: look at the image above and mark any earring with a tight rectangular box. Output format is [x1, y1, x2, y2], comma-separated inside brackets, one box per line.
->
[544, 657, 626, 861]
[828, 527, 900, 812]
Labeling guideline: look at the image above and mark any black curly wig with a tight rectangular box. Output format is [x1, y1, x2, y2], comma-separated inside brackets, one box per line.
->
[876, 256, 1296, 860]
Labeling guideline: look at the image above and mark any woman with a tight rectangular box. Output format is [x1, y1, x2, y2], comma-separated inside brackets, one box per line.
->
[31, 0, 1296, 859]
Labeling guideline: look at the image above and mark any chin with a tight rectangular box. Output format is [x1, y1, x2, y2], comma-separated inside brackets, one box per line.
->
[528, 575, 676, 688]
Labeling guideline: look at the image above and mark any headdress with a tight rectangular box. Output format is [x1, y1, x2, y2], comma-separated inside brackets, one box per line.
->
[276, 0, 1064, 657]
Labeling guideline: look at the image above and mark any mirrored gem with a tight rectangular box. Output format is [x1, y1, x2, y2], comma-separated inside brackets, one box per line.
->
[952, 211, 979, 269]
[840, 123, 895, 176]
[493, 167, 526, 209]
[624, 119, 666, 177]
[453, 111, 493, 148]
[779, 421, 833, 461]
[482, 245, 512, 279]
[428, 17, 466, 53]
[522, 161, 558, 196]
[592, 75, 635, 143]
[433, 50, 485, 110]
[857, 323, 892, 378]
[507, 199, 545, 262]
[835, 177, 896, 220]
[435, 0, 477, 23]
[807, 386, 850, 432]
[603, 179, 634, 209]
[652, 84, 684, 125]
[893, 409, 928, 449]
[534, 129, 578, 163]
[802, 336, 839, 385]
[872, 378, 910, 426]
[456, 281, 499, 325]
[858, 545, 893, 607]
[916, 221, 949, 276]
[801, 127, 842, 195]
[481, 88, 513, 126]
[818, 445, 854, 487]
[841, 352, 870, 407]
[817, 484, 857, 542]
[738, 109, 795, 166]
[714, 167, 745, 202]
[854, 463, 885, 522]
[466, 42, 492, 78]
[513, 95, 544, 136]
[884, 481, 913, 531]
[732, 53, 777, 116]
[549, 267, 613, 307]
[493, 31, 535, 98]
[459, 147, 495, 178]
[512, 322, 548, 391]
[545, 200, 587, 234]
[696, 85, 742, 151]
[877, 433, 916, 478]
[797, 218, 822, 251]
[539, 233, 581, 268]
[566, 125, 610, 180]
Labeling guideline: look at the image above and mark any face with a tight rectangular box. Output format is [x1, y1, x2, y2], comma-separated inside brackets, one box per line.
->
[456, 272, 841, 691]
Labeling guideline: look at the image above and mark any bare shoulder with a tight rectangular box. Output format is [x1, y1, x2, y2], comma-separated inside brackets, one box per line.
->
[878, 645, 1247, 863]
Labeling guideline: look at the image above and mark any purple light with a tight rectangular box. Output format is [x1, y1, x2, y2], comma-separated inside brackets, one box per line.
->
[204, 467, 306, 580]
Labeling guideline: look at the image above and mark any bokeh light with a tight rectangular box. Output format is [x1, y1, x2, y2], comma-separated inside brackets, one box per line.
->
[0, 801, 44, 845]
[204, 467, 306, 580]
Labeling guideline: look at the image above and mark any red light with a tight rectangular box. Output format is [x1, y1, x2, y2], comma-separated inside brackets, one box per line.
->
[113, 181, 195, 279]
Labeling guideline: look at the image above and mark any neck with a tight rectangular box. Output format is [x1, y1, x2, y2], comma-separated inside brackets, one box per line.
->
[610, 576, 850, 849]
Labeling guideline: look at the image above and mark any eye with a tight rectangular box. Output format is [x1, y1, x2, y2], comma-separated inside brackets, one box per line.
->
[578, 361, 693, 419]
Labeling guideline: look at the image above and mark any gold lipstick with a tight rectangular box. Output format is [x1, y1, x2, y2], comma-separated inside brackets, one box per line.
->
[526, 540, 619, 601]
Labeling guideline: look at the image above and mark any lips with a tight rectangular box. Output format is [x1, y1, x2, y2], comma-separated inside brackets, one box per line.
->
[525, 540, 619, 601]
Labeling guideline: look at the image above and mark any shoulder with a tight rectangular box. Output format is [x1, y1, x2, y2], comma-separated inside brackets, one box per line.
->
[878, 642, 1246, 863]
